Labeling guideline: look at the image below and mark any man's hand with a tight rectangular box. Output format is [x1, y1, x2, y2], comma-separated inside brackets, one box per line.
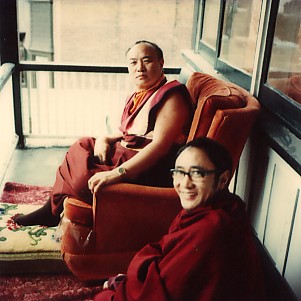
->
[102, 274, 126, 291]
[94, 137, 111, 164]
[103, 280, 109, 290]
[88, 170, 121, 193]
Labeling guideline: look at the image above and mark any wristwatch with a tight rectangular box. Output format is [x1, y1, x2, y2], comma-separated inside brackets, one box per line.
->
[117, 167, 127, 177]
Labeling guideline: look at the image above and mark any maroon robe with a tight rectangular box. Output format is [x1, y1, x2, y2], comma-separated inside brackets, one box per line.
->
[50, 80, 193, 216]
[94, 190, 266, 301]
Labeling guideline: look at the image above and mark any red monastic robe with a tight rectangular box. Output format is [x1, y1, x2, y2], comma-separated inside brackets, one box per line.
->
[94, 190, 266, 301]
[50, 80, 192, 215]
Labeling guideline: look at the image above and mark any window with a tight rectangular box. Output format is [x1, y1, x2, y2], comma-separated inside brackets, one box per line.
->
[18, 0, 53, 62]
[196, 0, 262, 89]
[259, 0, 301, 138]
[200, 0, 220, 51]
[195, 0, 301, 137]
[219, 0, 261, 75]
[267, 0, 301, 106]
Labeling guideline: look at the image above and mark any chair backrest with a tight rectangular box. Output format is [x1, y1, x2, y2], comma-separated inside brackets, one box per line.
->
[186, 72, 260, 174]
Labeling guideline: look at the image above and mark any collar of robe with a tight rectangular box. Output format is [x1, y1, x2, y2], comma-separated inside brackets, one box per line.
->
[130, 73, 166, 114]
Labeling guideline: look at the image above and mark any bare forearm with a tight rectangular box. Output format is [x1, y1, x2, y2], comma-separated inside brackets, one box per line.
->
[89, 139, 171, 193]
[120, 140, 170, 179]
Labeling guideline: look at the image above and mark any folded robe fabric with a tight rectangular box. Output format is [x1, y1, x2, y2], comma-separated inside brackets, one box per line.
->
[94, 190, 266, 301]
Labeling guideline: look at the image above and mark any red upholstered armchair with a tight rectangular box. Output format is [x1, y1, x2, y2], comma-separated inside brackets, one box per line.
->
[61, 72, 261, 281]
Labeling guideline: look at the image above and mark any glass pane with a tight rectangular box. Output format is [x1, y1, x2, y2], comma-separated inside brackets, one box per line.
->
[201, 0, 220, 50]
[219, 0, 261, 74]
[267, 0, 301, 106]
[17, 0, 194, 67]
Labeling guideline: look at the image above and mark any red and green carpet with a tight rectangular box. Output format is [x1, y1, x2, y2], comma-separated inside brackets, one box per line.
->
[0, 182, 102, 301]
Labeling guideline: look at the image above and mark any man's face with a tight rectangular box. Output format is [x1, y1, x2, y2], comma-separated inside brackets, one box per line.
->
[173, 147, 227, 211]
[126, 43, 164, 91]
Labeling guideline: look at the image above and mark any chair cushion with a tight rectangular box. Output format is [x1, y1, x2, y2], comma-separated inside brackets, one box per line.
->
[63, 197, 93, 227]
[0, 202, 66, 275]
[186, 72, 247, 139]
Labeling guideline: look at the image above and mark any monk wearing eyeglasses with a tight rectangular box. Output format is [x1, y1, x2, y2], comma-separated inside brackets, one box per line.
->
[94, 137, 266, 301]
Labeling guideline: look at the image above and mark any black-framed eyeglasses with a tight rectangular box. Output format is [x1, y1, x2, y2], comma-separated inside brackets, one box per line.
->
[170, 168, 217, 181]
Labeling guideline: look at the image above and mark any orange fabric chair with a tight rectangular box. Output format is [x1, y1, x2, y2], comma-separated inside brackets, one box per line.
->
[61, 72, 260, 281]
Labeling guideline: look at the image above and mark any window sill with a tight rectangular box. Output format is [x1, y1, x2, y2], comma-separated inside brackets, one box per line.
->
[181, 49, 227, 80]
[257, 110, 301, 176]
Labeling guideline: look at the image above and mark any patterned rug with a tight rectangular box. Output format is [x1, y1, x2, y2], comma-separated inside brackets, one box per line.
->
[0, 182, 103, 301]
[0, 274, 103, 301]
[0, 182, 63, 274]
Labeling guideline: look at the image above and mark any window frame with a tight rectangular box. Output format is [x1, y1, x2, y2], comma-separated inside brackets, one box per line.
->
[196, 0, 221, 65]
[195, 0, 301, 140]
[196, 0, 254, 90]
[258, 0, 301, 139]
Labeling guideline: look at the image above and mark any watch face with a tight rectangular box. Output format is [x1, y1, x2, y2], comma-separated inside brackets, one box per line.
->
[118, 167, 126, 175]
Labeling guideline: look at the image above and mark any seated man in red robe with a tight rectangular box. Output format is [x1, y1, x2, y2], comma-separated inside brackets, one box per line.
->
[94, 137, 266, 301]
[13, 40, 193, 227]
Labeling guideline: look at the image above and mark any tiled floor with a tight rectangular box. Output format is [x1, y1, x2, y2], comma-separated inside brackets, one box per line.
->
[0, 147, 68, 192]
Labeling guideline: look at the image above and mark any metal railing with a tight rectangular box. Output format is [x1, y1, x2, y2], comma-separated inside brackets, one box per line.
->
[0, 63, 18, 183]
[19, 63, 181, 146]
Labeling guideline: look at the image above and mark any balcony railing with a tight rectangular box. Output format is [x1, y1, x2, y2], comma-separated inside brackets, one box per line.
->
[0, 63, 18, 183]
[19, 63, 180, 146]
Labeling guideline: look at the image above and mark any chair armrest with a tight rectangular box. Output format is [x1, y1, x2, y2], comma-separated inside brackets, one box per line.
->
[93, 183, 181, 253]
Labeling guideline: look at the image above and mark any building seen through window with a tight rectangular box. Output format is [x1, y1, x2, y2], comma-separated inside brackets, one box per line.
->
[17, 0, 194, 67]
[267, 0, 301, 106]
[219, 0, 261, 75]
